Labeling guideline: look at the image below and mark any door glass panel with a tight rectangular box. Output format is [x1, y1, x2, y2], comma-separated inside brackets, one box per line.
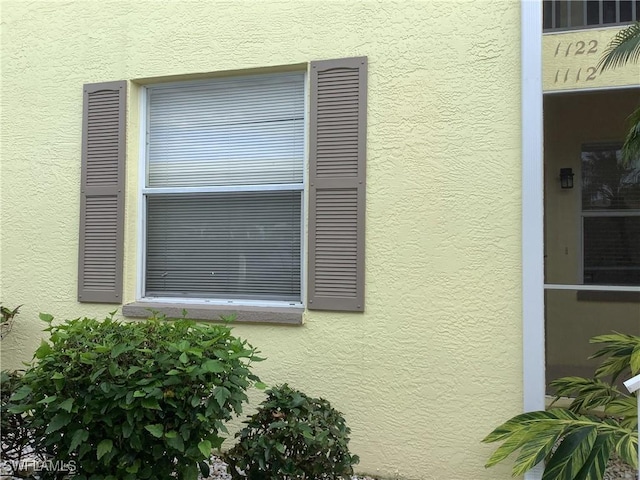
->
[545, 288, 640, 393]
[544, 90, 640, 394]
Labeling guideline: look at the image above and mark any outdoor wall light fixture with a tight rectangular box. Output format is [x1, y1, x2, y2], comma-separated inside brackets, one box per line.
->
[559, 168, 574, 189]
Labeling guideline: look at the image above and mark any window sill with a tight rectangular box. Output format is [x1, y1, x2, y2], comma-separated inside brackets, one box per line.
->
[576, 290, 640, 303]
[122, 302, 304, 325]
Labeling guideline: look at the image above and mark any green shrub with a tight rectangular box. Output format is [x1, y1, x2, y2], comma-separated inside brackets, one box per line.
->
[483, 332, 639, 479]
[1, 369, 44, 476]
[225, 384, 359, 479]
[9, 312, 263, 480]
[1, 303, 22, 339]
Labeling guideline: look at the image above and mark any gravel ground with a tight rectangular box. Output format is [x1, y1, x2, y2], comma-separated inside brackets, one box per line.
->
[200, 455, 377, 480]
[603, 455, 637, 480]
[1, 454, 378, 480]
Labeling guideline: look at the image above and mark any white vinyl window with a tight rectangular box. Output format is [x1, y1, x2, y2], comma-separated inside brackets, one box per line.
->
[141, 72, 305, 304]
[581, 145, 640, 286]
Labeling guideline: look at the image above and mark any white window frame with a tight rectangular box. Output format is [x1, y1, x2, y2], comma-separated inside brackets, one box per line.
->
[135, 72, 309, 308]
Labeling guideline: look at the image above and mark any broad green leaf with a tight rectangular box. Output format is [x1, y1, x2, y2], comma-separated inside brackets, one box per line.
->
[550, 377, 622, 413]
[198, 461, 210, 478]
[198, 440, 212, 458]
[202, 360, 224, 373]
[615, 432, 638, 469]
[573, 434, 614, 480]
[291, 393, 305, 407]
[7, 404, 32, 414]
[37, 396, 58, 404]
[35, 340, 53, 359]
[58, 398, 74, 412]
[45, 412, 72, 434]
[255, 381, 267, 390]
[133, 390, 146, 397]
[483, 409, 579, 444]
[141, 398, 161, 410]
[39, 313, 54, 322]
[11, 385, 32, 401]
[543, 426, 597, 480]
[145, 424, 164, 438]
[122, 421, 133, 438]
[111, 343, 130, 358]
[69, 429, 89, 453]
[512, 427, 563, 476]
[167, 434, 185, 452]
[605, 397, 637, 418]
[595, 355, 629, 381]
[268, 421, 287, 430]
[125, 460, 140, 474]
[214, 386, 230, 407]
[97, 439, 113, 460]
[183, 464, 198, 480]
[275, 442, 285, 454]
[631, 344, 640, 375]
[179, 352, 189, 363]
[187, 348, 203, 358]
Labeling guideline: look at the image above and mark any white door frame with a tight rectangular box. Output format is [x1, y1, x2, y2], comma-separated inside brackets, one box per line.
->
[521, 0, 545, 478]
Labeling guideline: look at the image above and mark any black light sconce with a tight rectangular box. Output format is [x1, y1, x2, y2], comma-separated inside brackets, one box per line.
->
[559, 168, 574, 189]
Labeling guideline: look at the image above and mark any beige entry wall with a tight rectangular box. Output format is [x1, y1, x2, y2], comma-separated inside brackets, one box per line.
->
[544, 88, 640, 385]
[543, 26, 640, 92]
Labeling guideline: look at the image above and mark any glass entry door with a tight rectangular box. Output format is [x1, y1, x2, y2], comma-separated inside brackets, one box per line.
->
[543, 90, 640, 392]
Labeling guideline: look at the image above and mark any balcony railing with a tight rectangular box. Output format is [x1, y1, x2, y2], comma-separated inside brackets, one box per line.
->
[544, 0, 640, 31]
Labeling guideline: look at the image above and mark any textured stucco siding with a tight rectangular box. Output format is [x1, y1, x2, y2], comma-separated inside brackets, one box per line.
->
[542, 26, 640, 92]
[1, 1, 522, 478]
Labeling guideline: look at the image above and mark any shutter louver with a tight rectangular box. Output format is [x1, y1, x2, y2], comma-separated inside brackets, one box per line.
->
[308, 57, 367, 312]
[78, 81, 126, 303]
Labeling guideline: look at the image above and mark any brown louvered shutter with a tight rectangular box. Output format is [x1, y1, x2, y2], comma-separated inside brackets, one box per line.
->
[308, 57, 367, 312]
[78, 81, 126, 303]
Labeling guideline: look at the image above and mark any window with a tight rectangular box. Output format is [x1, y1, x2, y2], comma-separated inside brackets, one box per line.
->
[581, 145, 640, 285]
[78, 57, 368, 315]
[143, 73, 305, 304]
[543, 0, 640, 30]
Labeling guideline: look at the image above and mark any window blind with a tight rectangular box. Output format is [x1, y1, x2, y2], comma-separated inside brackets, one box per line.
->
[583, 216, 640, 285]
[146, 192, 302, 301]
[581, 147, 640, 286]
[145, 72, 304, 302]
[147, 73, 305, 187]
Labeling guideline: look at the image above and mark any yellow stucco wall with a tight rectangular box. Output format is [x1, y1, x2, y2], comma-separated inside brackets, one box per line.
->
[542, 26, 640, 92]
[1, 1, 523, 478]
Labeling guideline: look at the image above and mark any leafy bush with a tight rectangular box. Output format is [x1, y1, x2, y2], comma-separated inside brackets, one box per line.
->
[1, 303, 22, 339]
[9, 312, 262, 480]
[1, 369, 45, 477]
[483, 332, 639, 479]
[225, 384, 359, 479]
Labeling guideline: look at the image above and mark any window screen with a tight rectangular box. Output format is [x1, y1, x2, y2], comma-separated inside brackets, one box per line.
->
[144, 73, 305, 302]
[582, 146, 640, 286]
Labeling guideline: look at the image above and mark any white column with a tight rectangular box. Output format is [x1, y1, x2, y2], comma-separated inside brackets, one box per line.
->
[521, 0, 544, 479]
